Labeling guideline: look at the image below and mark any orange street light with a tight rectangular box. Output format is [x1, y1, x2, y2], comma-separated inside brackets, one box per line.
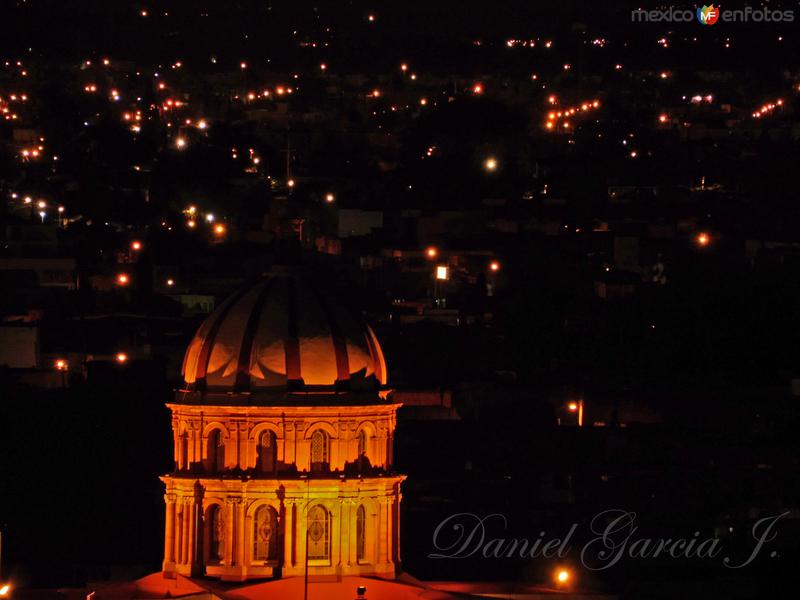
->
[555, 568, 571, 586]
[484, 157, 498, 172]
[130, 240, 142, 251]
[116, 352, 128, 363]
[425, 246, 438, 259]
[55, 358, 68, 371]
[325, 193, 335, 203]
[489, 260, 500, 272]
[116, 273, 130, 286]
[0, 584, 11, 597]
[696, 232, 711, 247]
[566, 400, 584, 426]
[214, 223, 226, 236]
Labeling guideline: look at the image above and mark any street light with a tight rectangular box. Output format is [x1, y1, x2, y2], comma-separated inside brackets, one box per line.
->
[695, 232, 711, 247]
[325, 193, 335, 203]
[489, 260, 500, 272]
[116, 352, 128, 364]
[567, 400, 584, 426]
[554, 567, 571, 586]
[425, 246, 438, 259]
[116, 273, 130, 286]
[484, 157, 498, 172]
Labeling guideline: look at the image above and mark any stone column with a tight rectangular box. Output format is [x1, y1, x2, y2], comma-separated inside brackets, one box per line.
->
[284, 501, 295, 568]
[163, 494, 177, 573]
[297, 502, 307, 570]
[385, 495, 394, 566]
[395, 490, 402, 564]
[340, 499, 352, 567]
[174, 503, 182, 566]
[236, 500, 246, 567]
[186, 500, 196, 570]
[377, 498, 388, 565]
[224, 498, 236, 565]
[182, 499, 191, 565]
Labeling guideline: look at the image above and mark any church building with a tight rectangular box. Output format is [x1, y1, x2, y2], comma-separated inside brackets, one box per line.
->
[161, 269, 404, 581]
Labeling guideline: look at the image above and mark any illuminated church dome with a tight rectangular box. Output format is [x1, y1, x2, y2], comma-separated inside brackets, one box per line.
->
[164, 269, 402, 583]
[182, 270, 387, 392]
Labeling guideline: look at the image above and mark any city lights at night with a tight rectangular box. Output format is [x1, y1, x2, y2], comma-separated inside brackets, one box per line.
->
[0, 3, 798, 600]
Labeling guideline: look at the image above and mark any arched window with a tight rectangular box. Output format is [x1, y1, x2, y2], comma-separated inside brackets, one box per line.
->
[307, 505, 330, 561]
[258, 430, 277, 473]
[209, 505, 224, 562]
[356, 504, 366, 562]
[253, 505, 279, 562]
[357, 429, 367, 471]
[310, 430, 329, 473]
[207, 429, 225, 472]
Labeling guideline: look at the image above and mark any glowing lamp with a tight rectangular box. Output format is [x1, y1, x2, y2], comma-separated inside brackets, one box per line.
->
[55, 359, 68, 371]
[696, 232, 711, 247]
[436, 265, 449, 280]
[116, 273, 129, 286]
[555, 568, 571, 585]
[425, 246, 438, 259]
[116, 352, 128, 363]
[131, 240, 142, 251]
[489, 260, 500, 272]
[325, 193, 335, 203]
[484, 157, 498, 172]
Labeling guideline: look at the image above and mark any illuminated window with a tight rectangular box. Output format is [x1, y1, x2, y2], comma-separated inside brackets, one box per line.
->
[207, 429, 225, 472]
[258, 430, 276, 473]
[253, 505, 278, 562]
[310, 430, 329, 472]
[356, 504, 367, 562]
[209, 505, 224, 562]
[307, 505, 330, 561]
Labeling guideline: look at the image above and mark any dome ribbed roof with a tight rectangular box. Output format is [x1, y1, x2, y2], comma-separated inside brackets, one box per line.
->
[182, 271, 387, 392]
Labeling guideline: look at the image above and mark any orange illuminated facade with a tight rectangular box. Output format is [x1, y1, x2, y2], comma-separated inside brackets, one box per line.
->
[162, 270, 404, 581]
